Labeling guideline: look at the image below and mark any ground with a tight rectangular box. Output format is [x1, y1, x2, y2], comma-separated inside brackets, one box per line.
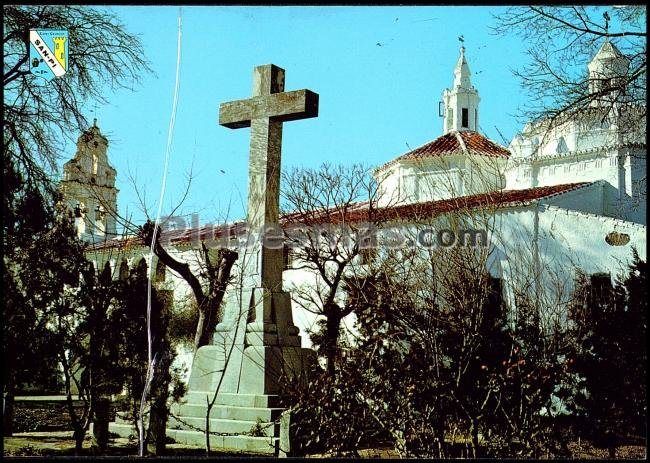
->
[2, 432, 258, 457]
[4, 433, 646, 458]
[3, 400, 646, 458]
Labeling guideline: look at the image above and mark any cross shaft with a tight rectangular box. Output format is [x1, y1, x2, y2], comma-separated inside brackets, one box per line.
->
[219, 64, 319, 290]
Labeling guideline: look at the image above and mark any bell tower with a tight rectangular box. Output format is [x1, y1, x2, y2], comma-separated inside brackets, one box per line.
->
[60, 119, 118, 241]
[442, 44, 481, 134]
[587, 40, 630, 107]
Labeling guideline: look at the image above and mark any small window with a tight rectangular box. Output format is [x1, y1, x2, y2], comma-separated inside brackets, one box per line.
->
[461, 108, 469, 128]
[556, 137, 569, 154]
[531, 137, 540, 154]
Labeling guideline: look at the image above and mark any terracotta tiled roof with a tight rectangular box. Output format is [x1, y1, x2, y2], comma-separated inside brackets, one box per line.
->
[88, 182, 590, 251]
[348, 182, 590, 223]
[378, 130, 510, 172]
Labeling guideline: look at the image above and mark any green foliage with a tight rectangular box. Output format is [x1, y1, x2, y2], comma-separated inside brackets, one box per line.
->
[278, 366, 382, 456]
[568, 250, 647, 444]
[167, 299, 200, 347]
[2, 6, 152, 443]
[281, 249, 613, 458]
[3, 158, 89, 394]
[248, 418, 271, 438]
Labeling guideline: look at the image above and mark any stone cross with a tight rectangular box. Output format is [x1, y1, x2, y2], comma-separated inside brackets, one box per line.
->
[219, 64, 319, 291]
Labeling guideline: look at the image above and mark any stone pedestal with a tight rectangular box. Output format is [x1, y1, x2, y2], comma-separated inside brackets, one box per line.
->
[110, 63, 319, 455]
[142, 286, 314, 454]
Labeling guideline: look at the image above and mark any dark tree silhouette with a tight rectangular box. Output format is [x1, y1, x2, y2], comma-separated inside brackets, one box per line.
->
[3, 5, 151, 193]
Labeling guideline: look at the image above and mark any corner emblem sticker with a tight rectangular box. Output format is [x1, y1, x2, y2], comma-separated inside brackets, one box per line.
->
[29, 29, 68, 80]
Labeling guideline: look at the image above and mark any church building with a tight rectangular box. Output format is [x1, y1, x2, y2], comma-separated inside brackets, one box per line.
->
[64, 39, 646, 338]
[60, 119, 119, 241]
[61, 40, 646, 451]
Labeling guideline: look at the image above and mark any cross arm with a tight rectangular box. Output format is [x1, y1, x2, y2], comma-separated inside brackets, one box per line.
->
[264, 89, 319, 123]
[219, 99, 253, 129]
[219, 89, 319, 129]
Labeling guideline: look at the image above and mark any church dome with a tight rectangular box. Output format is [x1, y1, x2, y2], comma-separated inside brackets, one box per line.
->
[378, 130, 510, 172]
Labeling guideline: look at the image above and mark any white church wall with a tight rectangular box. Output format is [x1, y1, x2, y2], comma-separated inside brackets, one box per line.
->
[541, 182, 605, 216]
[382, 154, 506, 205]
[538, 205, 646, 273]
[376, 166, 402, 207]
[479, 202, 646, 329]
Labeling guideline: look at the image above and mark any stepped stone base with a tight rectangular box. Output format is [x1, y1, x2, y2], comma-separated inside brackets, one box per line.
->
[109, 421, 278, 454]
[109, 285, 316, 455]
[108, 392, 285, 455]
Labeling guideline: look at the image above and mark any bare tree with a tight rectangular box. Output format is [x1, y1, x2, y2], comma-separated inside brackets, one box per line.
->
[492, 6, 646, 136]
[3, 5, 151, 193]
[281, 163, 382, 376]
[138, 221, 238, 352]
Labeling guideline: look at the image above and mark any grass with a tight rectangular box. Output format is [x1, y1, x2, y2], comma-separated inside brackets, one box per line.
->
[3, 432, 261, 457]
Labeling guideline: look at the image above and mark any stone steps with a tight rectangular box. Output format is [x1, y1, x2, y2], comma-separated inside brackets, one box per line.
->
[171, 402, 284, 422]
[167, 415, 277, 437]
[183, 391, 281, 408]
[109, 421, 278, 454]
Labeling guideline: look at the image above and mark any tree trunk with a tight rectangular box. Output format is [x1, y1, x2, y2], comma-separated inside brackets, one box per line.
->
[435, 423, 446, 458]
[194, 303, 218, 351]
[194, 310, 208, 351]
[205, 398, 212, 456]
[73, 427, 86, 454]
[92, 397, 110, 453]
[147, 400, 168, 456]
[325, 313, 342, 376]
[147, 344, 173, 455]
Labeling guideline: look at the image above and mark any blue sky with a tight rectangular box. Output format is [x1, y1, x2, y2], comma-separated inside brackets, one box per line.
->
[61, 6, 541, 229]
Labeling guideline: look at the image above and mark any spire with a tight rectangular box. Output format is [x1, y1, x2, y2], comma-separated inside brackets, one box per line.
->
[587, 40, 630, 107]
[589, 40, 628, 68]
[441, 43, 480, 134]
[453, 45, 472, 89]
[93, 117, 98, 128]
